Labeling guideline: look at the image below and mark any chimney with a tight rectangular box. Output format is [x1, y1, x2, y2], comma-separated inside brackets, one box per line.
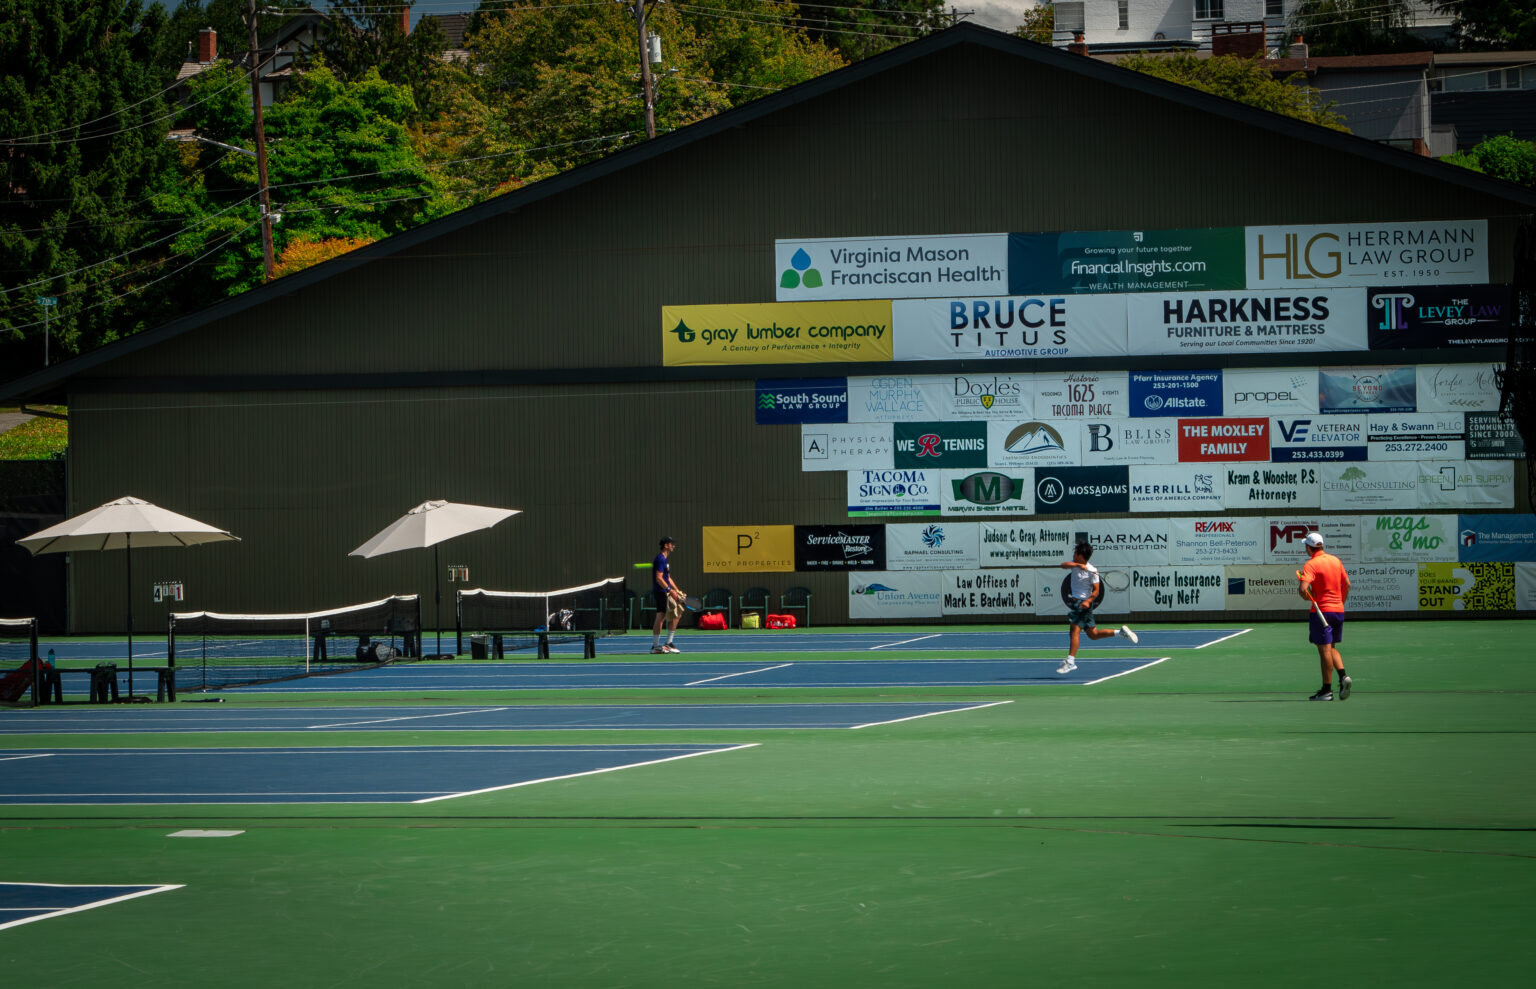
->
[401, 9, 411, 35]
[1291, 34, 1308, 61]
[197, 27, 217, 63]
[1068, 31, 1088, 56]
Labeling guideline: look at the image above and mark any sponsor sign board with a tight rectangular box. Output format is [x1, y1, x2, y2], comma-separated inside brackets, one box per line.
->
[1348, 564, 1418, 612]
[1416, 461, 1515, 510]
[846, 372, 1034, 422]
[942, 468, 1034, 516]
[1128, 465, 1225, 513]
[1007, 227, 1247, 294]
[1222, 464, 1320, 510]
[1457, 514, 1536, 563]
[1129, 567, 1226, 613]
[775, 234, 1009, 301]
[979, 521, 1074, 567]
[1169, 517, 1265, 566]
[1176, 417, 1269, 462]
[1071, 519, 1171, 567]
[1032, 568, 1074, 617]
[1318, 366, 1416, 413]
[1263, 517, 1360, 565]
[794, 524, 887, 571]
[1222, 368, 1320, 416]
[1034, 371, 1130, 418]
[663, 301, 893, 365]
[801, 424, 893, 472]
[848, 571, 943, 620]
[1079, 419, 1178, 466]
[1415, 364, 1502, 412]
[1360, 514, 1458, 564]
[1417, 562, 1517, 611]
[1321, 461, 1420, 511]
[1519, 562, 1536, 611]
[846, 469, 941, 517]
[1367, 284, 1511, 349]
[702, 525, 796, 573]
[756, 378, 848, 424]
[1366, 413, 1465, 462]
[894, 422, 988, 469]
[1129, 289, 1366, 355]
[1245, 219, 1489, 289]
[1129, 370, 1222, 417]
[885, 522, 981, 571]
[1466, 412, 1525, 460]
[1034, 466, 1130, 515]
[940, 568, 1036, 616]
[988, 420, 1080, 468]
[1269, 416, 1368, 463]
[892, 294, 1127, 361]
[1224, 565, 1305, 611]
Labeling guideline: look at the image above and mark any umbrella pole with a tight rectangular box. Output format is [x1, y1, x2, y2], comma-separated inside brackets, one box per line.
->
[125, 535, 134, 698]
[434, 544, 442, 658]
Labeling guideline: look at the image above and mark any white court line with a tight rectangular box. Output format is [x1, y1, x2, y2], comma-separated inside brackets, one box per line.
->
[868, 634, 940, 650]
[850, 700, 1012, 729]
[0, 883, 184, 932]
[1195, 628, 1252, 649]
[413, 743, 761, 803]
[306, 708, 510, 729]
[0, 754, 54, 762]
[1082, 657, 1169, 685]
[685, 664, 791, 686]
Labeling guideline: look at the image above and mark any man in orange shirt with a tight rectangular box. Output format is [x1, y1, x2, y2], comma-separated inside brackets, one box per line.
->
[1296, 531, 1352, 701]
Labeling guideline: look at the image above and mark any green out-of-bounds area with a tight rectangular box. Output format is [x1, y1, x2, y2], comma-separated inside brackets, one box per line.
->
[2, 620, 1531, 988]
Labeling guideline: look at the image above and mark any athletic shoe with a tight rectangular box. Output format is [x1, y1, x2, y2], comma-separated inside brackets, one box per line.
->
[650, 646, 666, 654]
[1338, 676, 1352, 701]
[664, 644, 681, 653]
[1120, 625, 1139, 645]
[1056, 659, 1077, 675]
[1308, 688, 1333, 701]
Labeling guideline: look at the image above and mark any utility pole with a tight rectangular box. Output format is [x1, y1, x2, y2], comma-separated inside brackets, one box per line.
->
[631, 0, 657, 139]
[247, 0, 275, 281]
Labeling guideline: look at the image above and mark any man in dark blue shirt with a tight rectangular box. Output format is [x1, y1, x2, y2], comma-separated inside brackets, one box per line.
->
[651, 536, 684, 653]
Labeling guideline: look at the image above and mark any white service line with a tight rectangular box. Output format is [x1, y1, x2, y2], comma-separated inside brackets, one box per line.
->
[850, 700, 1012, 729]
[1195, 628, 1252, 649]
[868, 634, 940, 650]
[413, 743, 760, 803]
[685, 663, 791, 686]
[0, 883, 184, 932]
[1082, 657, 1169, 684]
[0, 753, 54, 762]
[306, 708, 510, 729]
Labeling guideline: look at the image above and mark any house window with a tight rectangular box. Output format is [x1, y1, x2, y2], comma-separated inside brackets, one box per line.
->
[1119, 1, 1129, 30]
[1265, 0, 1283, 16]
[1194, 0, 1224, 19]
[1056, 2, 1085, 34]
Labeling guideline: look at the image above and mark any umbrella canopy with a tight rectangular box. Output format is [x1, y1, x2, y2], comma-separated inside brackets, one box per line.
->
[349, 500, 520, 559]
[17, 496, 238, 554]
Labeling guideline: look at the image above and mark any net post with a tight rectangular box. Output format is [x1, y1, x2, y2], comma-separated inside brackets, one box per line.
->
[30, 618, 40, 708]
[455, 588, 463, 656]
[166, 613, 176, 669]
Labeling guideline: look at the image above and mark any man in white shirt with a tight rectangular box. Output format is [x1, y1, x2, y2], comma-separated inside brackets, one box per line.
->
[1057, 541, 1137, 674]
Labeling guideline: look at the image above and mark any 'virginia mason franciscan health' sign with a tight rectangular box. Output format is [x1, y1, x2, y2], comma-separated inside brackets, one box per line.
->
[775, 234, 1009, 301]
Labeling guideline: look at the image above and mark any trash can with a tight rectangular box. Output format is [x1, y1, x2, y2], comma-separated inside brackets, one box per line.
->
[469, 635, 489, 659]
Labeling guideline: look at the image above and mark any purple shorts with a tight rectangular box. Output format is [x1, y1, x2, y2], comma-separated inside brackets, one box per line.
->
[1309, 611, 1344, 645]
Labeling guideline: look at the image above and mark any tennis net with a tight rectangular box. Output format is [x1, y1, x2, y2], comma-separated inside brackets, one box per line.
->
[0, 617, 40, 706]
[456, 578, 627, 655]
[168, 594, 423, 690]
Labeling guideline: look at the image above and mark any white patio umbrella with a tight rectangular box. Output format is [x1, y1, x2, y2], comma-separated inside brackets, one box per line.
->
[17, 496, 239, 695]
[349, 500, 521, 657]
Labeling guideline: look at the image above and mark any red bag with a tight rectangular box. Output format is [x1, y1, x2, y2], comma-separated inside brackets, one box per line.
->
[696, 612, 728, 630]
[765, 614, 796, 629]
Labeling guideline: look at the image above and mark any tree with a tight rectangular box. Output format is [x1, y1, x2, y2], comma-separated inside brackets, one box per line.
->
[1435, 0, 1536, 51]
[788, 0, 947, 63]
[1013, 4, 1054, 46]
[147, 0, 310, 83]
[1442, 134, 1536, 188]
[1118, 53, 1350, 132]
[1289, 0, 1432, 56]
[318, 0, 449, 119]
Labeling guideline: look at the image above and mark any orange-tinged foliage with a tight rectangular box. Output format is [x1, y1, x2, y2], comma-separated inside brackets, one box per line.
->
[272, 235, 378, 279]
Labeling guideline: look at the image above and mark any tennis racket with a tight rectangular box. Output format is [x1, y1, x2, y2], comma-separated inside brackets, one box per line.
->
[680, 595, 703, 613]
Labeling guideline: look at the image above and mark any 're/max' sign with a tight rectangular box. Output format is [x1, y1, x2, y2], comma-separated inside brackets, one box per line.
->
[1177, 418, 1270, 462]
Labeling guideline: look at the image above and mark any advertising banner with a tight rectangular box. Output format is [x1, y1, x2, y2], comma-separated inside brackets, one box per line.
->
[1222, 464, 1320, 510]
[663, 301, 893, 365]
[847, 372, 1033, 422]
[847, 469, 941, 517]
[1263, 517, 1360, 565]
[1245, 219, 1489, 289]
[939, 568, 1036, 616]
[1034, 371, 1131, 418]
[1417, 562, 1516, 611]
[894, 421, 988, 470]
[756, 378, 848, 424]
[801, 424, 893, 472]
[1360, 514, 1458, 564]
[702, 525, 796, 573]
[1269, 416, 1368, 463]
[1366, 412, 1465, 462]
[1224, 565, 1304, 611]
[1128, 289, 1367, 355]
[1222, 368, 1320, 416]
[1415, 364, 1502, 412]
[1034, 466, 1130, 515]
[848, 571, 943, 620]
[1128, 465, 1225, 513]
[1367, 285, 1511, 349]
[1079, 419, 1178, 466]
[1348, 564, 1418, 612]
[1457, 514, 1536, 562]
[1318, 366, 1416, 413]
[1176, 417, 1269, 462]
[1169, 517, 1266, 566]
[775, 234, 1009, 301]
[892, 294, 1126, 361]
[987, 419, 1080, 468]
[1129, 567, 1226, 613]
[886, 522, 981, 571]
[979, 521, 1074, 567]
[1008, 227, 1247, 294]
[1466, 412, 1526, 460]
[1518, 562, 1536, 611]
[1416, 461, 1515, 510]
[1129, 370, 1223, 417]
[794, 524, 887, 571]
[1032, 568, 1073, 617]
[942, 468, 1034, 516]
[1320, 461, 1420, 511]
[1071, 518, 1172, 566]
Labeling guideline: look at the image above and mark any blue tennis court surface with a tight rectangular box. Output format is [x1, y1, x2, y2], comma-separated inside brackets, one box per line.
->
[0, 744, 756, 805]
[1, 883, 183, 930]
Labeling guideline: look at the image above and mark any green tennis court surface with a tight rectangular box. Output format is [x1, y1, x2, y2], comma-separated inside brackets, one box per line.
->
[2, 620, 1531, 987]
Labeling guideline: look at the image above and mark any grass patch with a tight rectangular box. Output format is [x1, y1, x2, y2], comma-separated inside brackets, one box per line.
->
[0, 406, 68, 459]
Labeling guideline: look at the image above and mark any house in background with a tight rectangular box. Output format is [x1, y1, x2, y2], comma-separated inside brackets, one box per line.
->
[1430, 52, 1536, 150]
[1048, 0, 1453, 53]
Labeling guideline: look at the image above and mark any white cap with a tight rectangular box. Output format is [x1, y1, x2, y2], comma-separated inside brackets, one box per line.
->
[1304, 532, 1325, 548]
